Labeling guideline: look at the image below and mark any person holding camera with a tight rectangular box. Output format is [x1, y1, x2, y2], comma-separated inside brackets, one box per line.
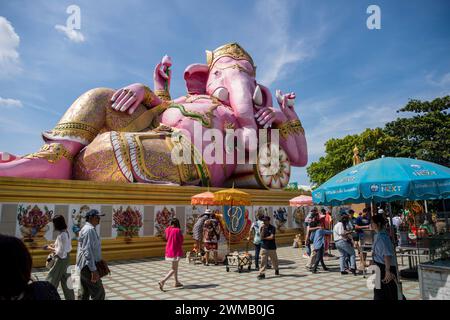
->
[44, 215, 75, 300]
[76, 209, 106, 300]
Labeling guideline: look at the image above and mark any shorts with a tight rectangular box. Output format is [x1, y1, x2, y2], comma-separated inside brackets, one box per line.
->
[165, 256, 182, 261]
[204, 243, 218, 251]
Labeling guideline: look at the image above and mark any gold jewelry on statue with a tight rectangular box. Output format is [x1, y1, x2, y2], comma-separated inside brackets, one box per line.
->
[155, 89, 172, 101]
[273, 119, 305, 139]
[50, 122, 99, 142]
[206, 43, 256, 73]
[119, 101, 171, 132]
[24, 143, 74, 163]
[142, 86, 154, 108]
[214, 63, 255, 76]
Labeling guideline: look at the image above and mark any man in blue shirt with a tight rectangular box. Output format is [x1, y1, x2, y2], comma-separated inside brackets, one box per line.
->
[310, 220, 333, 273]
[76, 209, 105, 300]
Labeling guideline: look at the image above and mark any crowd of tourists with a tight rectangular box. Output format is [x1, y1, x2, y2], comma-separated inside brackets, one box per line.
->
[0, 204, 402, 300]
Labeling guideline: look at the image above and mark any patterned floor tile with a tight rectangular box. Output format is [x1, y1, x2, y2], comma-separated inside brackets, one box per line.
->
[32, 246, 421, 300]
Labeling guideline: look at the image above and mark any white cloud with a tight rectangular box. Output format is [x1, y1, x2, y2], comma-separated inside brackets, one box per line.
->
[306, 103, 399, 159]
[0, 16, 21, 76]
[252, 0, 325, 87]
[55, 24, 85, 43]
[426, 72, 450, 88]
[0, 97, 23, 108]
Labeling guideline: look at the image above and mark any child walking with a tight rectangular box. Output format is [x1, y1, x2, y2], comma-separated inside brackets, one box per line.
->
[159, 218, 184, 291]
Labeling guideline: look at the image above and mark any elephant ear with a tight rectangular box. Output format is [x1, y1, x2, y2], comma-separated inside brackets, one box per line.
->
[184, 63, 209, 95]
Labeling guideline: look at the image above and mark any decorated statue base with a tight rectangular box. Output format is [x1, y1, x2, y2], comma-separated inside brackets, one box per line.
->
[0, 177, 308, 267]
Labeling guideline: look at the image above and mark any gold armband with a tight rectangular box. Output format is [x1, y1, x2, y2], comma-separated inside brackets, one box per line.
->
[154, 89, 172, 101]
[24, 143, 74, 163]
[273, 119, 305, 139]
[142, 86, 155, 108]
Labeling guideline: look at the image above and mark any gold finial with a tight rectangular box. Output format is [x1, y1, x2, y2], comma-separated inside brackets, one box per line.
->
[206, 43, 256, 71]
[353, 145, 361, 166]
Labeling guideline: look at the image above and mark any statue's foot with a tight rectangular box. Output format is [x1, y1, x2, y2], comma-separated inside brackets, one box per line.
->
[0, 157, 72, 179]
[0, 152, 19, 163]
[0, 143, 74, 179]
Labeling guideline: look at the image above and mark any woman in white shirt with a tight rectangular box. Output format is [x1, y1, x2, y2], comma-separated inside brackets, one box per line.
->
[45, 215, 75, 300]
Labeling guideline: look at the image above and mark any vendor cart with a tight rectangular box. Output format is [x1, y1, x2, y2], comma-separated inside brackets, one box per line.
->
[186, 249, 204, 265]
[225, 251, 252, 273]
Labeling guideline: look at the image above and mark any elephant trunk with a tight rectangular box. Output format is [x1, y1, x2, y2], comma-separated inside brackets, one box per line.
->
[227, 78, 258, 131]
[227, 78, 259, 152]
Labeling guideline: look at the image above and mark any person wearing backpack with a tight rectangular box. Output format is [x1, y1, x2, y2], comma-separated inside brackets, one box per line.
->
[202, 213, 221, 266]
[248, 212, 264, 270]
[44, 215, 75, 300]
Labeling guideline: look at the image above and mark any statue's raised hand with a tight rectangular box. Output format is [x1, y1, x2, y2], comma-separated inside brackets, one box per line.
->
[276, 90, 298, 120]
[110, 83, 146, 115]
[154, 55, 172, 91]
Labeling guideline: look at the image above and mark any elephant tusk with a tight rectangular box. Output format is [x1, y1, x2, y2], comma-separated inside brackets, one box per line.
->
[275, 89, 283, 105]
[253, 85, 263, 106]
[1, 152, 10, 162]
[211, 87, 229, 102]
[287, 98, 295, 107]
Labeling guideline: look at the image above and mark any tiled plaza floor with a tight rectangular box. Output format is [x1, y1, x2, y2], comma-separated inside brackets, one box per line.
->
[32, 246, 421, 300]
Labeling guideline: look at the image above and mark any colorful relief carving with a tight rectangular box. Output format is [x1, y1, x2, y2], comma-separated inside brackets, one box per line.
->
[273, 207, 288, 232]
[17, 204, 54, 243]
[112, 205, 143, 239]
[154, 206, 176, 237]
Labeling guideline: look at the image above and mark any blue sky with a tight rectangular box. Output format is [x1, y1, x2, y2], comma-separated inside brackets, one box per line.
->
[0, 0, 449, 186]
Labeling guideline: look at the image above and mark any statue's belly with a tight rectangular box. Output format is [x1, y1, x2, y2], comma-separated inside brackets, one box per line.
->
[160, 102, 239, 186]
[73, 131, 204, 185]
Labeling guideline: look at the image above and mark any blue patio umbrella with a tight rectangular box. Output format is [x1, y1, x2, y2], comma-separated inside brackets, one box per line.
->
[312, 157, 450, 206]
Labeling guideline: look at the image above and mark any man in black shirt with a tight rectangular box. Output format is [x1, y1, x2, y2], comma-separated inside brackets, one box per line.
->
[257, 216, 279, 280]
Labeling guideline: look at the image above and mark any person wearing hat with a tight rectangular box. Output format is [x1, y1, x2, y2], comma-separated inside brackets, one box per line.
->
[76, 209, 106, 300]
[192, 209, 211, 254]
[257, 216, 280, 280]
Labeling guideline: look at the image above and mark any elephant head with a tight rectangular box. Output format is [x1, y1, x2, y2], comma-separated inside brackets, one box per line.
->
[184, 43, 274, 137]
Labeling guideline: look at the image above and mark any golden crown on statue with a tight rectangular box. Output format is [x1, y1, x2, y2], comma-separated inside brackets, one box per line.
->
[206, 43, 256, 71]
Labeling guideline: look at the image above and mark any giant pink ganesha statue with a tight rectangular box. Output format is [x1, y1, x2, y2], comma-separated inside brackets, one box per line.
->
[0, 43, 307, 189]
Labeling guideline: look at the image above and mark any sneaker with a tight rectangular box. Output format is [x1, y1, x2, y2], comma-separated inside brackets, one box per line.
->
[350, 268, 357, 276]
[341, 271, 348, 275]
[323, 267, 329, 271]
[275, 270, 280, 276]
[257, 274, 265, 280]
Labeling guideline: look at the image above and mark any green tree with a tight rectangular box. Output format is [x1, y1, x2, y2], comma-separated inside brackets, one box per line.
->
[307, 128, 396, 186]
[384, 96, 450, 166]
[306, 96, 450, 186]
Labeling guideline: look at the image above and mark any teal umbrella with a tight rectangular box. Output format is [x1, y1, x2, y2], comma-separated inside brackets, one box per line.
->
[312, 157, 450, 205]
